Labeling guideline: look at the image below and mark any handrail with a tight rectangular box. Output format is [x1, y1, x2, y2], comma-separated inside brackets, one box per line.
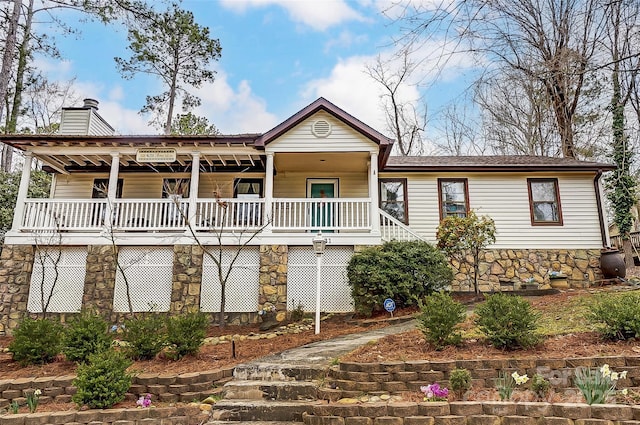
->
[379, 209, 425, 242]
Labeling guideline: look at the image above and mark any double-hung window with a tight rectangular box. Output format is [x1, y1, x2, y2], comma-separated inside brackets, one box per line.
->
[438, 179, 469, 219]
[528, 178, 563, 225]
[379, 179, 408, 224]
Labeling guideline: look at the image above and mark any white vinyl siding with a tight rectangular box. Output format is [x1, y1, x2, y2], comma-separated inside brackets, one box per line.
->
[266, 111, 378, 153]
[274, 172, 368, 198]
[381, 172, 602, 249]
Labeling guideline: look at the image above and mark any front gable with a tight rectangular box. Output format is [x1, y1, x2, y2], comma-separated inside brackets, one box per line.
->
[264, 110, 379, 153]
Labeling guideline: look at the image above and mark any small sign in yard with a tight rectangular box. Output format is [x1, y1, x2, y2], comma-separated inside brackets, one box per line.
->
[383, 298, 396, 317]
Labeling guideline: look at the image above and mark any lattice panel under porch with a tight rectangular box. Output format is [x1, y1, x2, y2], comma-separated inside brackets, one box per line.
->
[113, 247, 173, 312]
[28, 246, 87, 313]
[200, 247, 260, 312]
[287, 246, 354, 313]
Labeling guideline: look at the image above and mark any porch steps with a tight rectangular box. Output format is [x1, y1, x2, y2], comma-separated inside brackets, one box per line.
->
[208, 362, 326, 424]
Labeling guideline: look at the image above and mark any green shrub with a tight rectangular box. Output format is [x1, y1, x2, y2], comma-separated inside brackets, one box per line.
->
[449, 368, 472, 398]
[72, 349, 133, 409]
[122, 314, 166, 360]
[347, 240, 453, 316]
[62, 311, 112, 363]
[474, 293, 540, 349]
[165, 312, 208, 359]
[417, 291, 466, 349]
[587, 292, 640, 340]
[8, 317, 64, 366]
[531, 373, 551, 400]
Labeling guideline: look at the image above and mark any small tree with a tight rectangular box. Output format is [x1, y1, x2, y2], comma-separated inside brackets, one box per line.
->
[436, 211, 496, 294]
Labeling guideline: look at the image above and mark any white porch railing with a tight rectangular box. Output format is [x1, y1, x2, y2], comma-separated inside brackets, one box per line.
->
[379, 209, 425, 242]
[195, 199, 265, 231]
[22, 199, 109, 231]
[271, 198, 370, 231]
[20, 198, 373, 233]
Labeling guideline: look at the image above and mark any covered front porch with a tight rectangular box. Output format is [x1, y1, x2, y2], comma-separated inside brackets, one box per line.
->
[5, 143, 420, 245]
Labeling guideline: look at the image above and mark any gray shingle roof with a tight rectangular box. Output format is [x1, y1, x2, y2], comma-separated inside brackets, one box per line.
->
[383, 155, 615, 171]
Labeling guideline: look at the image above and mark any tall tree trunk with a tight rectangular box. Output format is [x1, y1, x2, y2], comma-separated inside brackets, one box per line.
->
[4, 0, 33, 171]
[0, 0, 23, 168]
[0, 0, 22, 126]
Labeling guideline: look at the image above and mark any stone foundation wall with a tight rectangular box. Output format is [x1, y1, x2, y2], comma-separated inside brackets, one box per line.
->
[450, 249, 602, 291]
[83, 245, 117, 322]
[259, 245, 288, 322]
[171, 245, 204, 315]
[0, 245, 34, 335]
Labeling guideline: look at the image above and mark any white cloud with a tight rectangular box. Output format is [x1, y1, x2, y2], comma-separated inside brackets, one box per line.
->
[194, 70, 279, 134]
[324, 30, 369, 53]
[220, 0, 367, 31]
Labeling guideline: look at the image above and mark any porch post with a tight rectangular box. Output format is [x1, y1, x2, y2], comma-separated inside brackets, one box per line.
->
[264, 152, 274, 233]
[106, 153, 120, 225]
[11, 152, 33, 230]
[188, 152, 200, 227]
[369, 152, 380, 235]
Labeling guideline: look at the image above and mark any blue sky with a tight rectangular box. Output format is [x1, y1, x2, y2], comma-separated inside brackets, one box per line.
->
[37, 0, 477, 136]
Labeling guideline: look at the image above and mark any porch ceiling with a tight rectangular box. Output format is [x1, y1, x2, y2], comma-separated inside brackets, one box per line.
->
[29, 148, 264, 174]
[274, 152, 369, 173]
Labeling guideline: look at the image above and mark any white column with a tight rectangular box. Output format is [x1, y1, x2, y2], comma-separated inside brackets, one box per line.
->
[369, 152, 380, 235]
[315, 252, 323, 334]
[11, 152, 33, 230]
[264, 152, 274, 233]
[106, 153, 120, 227]
[188, 152, 201, 227]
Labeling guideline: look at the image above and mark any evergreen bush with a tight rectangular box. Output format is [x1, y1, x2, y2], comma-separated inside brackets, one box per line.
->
[62, 311, 112, 363]
[449, 368, 473, 398]
[474, 293, 540, 349]
[588, 292, 640, 340]
[347, 240, 453, 316]
[8, 317, 64, 366]
[122, 314, 166, 360]
[417, 291, 466, 349]
[72, 349, 133, 409]
[165, 312, 208, 359]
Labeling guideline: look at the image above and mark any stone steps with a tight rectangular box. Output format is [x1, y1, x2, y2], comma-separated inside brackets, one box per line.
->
[209, 400, 321, 422]
[233, 363, 326, 382]
[207, 421, 301, 425]
[223, 380, 319, 401]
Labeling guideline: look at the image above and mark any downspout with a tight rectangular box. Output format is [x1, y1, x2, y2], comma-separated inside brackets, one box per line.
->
[593, 170, 608, 247]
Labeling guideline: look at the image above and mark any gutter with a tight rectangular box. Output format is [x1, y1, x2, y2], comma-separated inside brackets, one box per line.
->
[594, 170, 608, 247]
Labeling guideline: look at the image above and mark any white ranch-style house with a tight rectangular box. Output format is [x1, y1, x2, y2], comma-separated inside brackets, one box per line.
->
[0, 98, 615, 333]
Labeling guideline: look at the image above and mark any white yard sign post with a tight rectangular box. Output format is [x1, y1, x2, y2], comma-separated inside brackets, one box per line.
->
[312, 232, 327, 335]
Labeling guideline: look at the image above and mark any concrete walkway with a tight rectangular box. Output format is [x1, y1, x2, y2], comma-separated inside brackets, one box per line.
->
[245, 318, 416, 367]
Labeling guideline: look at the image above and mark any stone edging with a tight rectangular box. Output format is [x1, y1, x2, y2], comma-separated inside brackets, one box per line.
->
[303, 401, 639, 425]
[0, 404, 208, 425]
[0, 367, 234, 414]
[321, 356, 640, 400]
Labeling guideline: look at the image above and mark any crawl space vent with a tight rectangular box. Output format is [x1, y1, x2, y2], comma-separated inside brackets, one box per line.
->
[311, 119, 332, 138]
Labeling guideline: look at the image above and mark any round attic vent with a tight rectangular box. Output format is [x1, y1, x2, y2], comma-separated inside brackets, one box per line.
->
[311, 119, 332, 138]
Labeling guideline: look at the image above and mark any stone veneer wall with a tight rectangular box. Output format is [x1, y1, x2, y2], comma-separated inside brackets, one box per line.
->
[82, 245, 118, 322]
[259, 245, 288, 322]
[0, 245, 34, 335]
[171, 245, 203, 315]
[450, 248, 602, 291]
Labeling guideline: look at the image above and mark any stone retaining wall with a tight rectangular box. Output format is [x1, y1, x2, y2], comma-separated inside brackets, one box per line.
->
[0, 404, 208, 425]
[303, 401, 640, 425]
[323, 357, 640, 400]
[0, 367, 233, 412]
[450, 248, 602, 291]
